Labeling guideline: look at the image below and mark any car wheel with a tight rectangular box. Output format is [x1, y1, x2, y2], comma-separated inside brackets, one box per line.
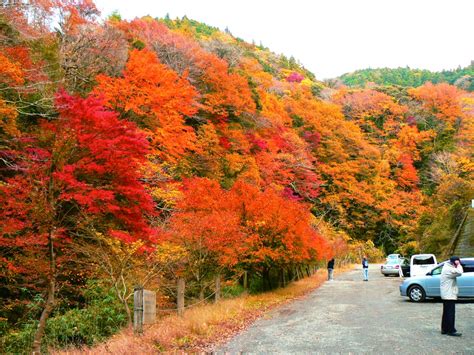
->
[408, 285, 426, 302]
[384, 274, 389, 277]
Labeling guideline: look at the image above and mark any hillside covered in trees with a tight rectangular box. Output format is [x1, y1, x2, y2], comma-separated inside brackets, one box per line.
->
[338, 64, 474, 91]
[1, 1, 473, 352]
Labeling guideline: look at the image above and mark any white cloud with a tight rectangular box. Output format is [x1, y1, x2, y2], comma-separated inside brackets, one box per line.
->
[94, 0, 474, 79]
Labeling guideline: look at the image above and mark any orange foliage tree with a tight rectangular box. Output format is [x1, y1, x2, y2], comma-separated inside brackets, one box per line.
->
[113, 18, 256, 122]
[409, 82, 464, 126]
[95, 48, 198, 163]
[169, 178, 329, 290]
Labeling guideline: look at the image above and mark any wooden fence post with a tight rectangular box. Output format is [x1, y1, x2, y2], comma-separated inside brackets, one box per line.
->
[133, 286, 143, 334]
[177, 278, 185, 317]
[215, 275, 221, 303]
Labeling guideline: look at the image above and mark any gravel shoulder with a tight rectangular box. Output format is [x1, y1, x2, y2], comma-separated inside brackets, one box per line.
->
[216, 264, 474, 354]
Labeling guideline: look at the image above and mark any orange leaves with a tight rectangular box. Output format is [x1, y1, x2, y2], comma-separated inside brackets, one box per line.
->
[394, 153, 419, 189]
[0, 52, 25, 138]
[259, 91, 292, 126]
[0, 100, 19, 137]
[95, 49, 198, 162]
[96, 49, 197, 119]
[198, 54, 256, 120]
[332, 88, 407, 140]
[231, 181, 327, 264]
[168, 178, 328, 270]
[115, 18, 255, 122]
[334, 88, 407, 121]
[390, 125, 433, 161]
[409, 82, 464, 124]
[0, 53, 25, 86]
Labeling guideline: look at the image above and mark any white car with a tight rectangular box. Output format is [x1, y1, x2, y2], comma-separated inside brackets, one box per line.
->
[410, 254, 437, 278]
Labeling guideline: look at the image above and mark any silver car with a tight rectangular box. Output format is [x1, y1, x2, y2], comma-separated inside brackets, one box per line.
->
[400, 257, 474, 302]
[381, 258, 409, 276]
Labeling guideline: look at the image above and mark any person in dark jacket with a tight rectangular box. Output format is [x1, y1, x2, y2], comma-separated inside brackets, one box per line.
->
[327, 258, 335, 281]
[362, 256, 369, 281]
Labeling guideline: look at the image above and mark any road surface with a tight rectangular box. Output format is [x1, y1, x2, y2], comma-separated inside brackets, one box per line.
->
[217, 264, 474, 354]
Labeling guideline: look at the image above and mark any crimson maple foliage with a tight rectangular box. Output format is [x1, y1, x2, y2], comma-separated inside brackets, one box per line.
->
[1, 92, 156, 351]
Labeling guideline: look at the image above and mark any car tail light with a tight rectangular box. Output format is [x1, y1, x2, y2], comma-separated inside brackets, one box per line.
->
[395, 265, 399, 269]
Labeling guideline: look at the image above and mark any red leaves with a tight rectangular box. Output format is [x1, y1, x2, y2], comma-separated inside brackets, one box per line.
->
[395, 153, 419, 189]
[53, 91, 154, 237]
[286, 72, 304, 83]
[1, 91, 156, 249]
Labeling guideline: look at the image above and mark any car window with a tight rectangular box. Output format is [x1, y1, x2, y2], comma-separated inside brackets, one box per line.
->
[431, 265, 443, 275]
[413, 257, 436, 265]
[387, 259, 399, 265]
[461, 260, 474, 273]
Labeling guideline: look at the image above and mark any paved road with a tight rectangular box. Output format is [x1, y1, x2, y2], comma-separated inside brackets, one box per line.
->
[217, 265, 474, 354]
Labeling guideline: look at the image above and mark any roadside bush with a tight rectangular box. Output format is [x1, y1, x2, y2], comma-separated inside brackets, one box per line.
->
[0, 281, 127, 353]
[222, 282, 245, 298]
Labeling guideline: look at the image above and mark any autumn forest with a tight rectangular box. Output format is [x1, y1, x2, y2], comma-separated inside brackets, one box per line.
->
[0, 1, 473, 352]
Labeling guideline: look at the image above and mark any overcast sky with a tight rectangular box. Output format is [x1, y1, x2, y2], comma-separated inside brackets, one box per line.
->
[93, 0, 474, 79]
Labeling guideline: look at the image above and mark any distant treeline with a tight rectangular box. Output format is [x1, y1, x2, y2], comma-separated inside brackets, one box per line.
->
[339, 64, 474, 91]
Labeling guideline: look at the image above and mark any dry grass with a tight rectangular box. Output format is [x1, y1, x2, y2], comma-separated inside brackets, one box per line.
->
[55, 265, 354, 354]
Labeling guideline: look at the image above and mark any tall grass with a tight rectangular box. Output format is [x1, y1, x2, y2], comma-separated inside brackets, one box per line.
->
[54, 266, 352, 354]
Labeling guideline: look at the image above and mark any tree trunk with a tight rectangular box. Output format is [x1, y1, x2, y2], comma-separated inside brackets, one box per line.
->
[243, 271, 248, 291]
[32, 230, 55, 354]
[288, 267, 294, 282]
[278, 269, 284, 288]
[262, 267, 271, 291]
[123, 298, 132, 326]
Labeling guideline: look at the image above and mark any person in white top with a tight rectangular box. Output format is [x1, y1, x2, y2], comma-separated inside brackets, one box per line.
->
[440, 256, 463, 336]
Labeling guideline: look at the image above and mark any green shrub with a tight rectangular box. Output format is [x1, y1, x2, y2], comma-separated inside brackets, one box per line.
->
[222, 283, 245, 298]
[0, 281, 127, 353]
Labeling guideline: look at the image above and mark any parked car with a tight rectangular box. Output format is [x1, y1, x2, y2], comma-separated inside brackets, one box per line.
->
[381, 258, 410, 277]
[400, 257, 474, 302]
[386, 253, 402, 260]
[410, 254, 437, 278]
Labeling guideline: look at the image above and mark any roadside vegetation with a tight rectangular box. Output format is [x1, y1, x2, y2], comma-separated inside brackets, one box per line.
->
[54, 266, 358, 354]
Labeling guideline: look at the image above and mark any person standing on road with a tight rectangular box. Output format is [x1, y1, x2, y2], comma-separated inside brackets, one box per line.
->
[327, 258, 335, 281]
[362, 256, 369, 281]
[440, 256, 463, 336]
